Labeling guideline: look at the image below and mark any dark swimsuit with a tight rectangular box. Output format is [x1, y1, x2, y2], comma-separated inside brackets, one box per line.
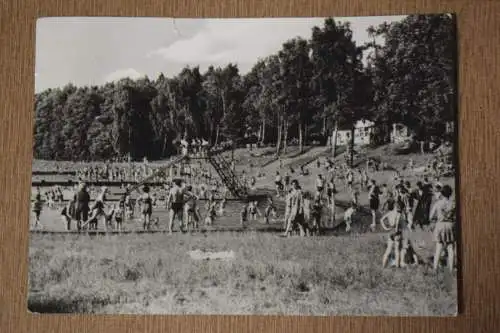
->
[142, 196, 152, 215]
[369, 187, 380, 210]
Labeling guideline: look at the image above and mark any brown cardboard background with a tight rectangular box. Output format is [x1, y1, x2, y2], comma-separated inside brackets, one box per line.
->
[1, 0, 499, 332]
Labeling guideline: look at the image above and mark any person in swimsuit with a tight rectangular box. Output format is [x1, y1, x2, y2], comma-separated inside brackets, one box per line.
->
[85, 186, 107, 230]
[361, 169, 369, 189]
[33, 187, 43, 229]
[325, 177, 337, 226]
[283, 189, 293, 230]
[343, 202, 356, 232]
[381, 207, 417, 268]
[139, 185, 153, 230]
[166, 179, 187, 233]
[114, 202, 124, 231]
[380, 191, 398, 233]
[315, 174, 325, 196]
[275, 171, 283, 197]
[310, 190, 323, 235]
[60, 202, 72, 231]
[264, 196, 277, 224]
[381, 200, 406, 268]
[430, 185, 456, 272]
[183, 185, 200, 230]
[283, 180, 305, 237]
[205, 201, 217, 225]
[248, 201, 261, 221]
[75, 182, 90, 231]
[240, 202, 249, 227]
[284, 172, 291, 193]
[346, 170, 354, 191]
[368, 180, 381, 231]
[217, 196, 227, 216]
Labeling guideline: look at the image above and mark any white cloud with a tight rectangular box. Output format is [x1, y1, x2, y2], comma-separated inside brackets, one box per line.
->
[148, 18, 325, 73]
[104, 68, 143, 82]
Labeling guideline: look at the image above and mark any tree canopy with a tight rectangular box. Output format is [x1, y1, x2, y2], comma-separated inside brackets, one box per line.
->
[33, 15, 457, 161]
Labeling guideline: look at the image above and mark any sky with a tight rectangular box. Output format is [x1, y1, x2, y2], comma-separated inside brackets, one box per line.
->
[34, 15, 407, 93]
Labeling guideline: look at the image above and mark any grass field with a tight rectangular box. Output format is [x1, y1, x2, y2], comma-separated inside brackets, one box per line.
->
[28, 231, 457, 315]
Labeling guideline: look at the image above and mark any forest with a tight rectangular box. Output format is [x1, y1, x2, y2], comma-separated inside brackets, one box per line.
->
[33, 14, 456, 161]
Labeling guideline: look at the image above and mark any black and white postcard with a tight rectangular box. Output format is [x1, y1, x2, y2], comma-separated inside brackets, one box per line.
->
[29, 15, 458, 315]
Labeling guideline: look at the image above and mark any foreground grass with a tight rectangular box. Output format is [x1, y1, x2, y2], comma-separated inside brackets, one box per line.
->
[28, 232, 457, 316]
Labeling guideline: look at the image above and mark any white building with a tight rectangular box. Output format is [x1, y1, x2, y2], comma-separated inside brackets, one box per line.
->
[390, 123, 411, 143]
[335, 120, 375, 146]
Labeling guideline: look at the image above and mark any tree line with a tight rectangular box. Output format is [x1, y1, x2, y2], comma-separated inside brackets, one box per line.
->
[33, 14, 456, 161]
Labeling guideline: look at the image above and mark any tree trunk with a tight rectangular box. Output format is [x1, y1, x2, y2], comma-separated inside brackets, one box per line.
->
[299, 122, 303, 153]
[276, 116, 282, 155]
[350, 125, 355, 168]
[322, 115, 327, 136]
[214, 125, 220, 146]
[257, 123, 262, 143]
[332, 121, 338, 157]
[261, 118, 266, 146]
[161, 135, 168, 157]
[283, 118, 289, 154]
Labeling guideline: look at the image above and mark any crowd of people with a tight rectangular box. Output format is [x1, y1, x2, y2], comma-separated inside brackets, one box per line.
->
[270, 154, 456, 272]
[31, 144, 457, 272]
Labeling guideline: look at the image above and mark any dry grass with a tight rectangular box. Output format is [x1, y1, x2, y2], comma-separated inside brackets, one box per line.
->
[28, 231, 457, 315]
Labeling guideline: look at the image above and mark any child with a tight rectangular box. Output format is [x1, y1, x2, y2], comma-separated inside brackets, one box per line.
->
[114, 204, 124, 231]
[125, 193, 134, 219]
[218, 197, 226, 216]
[275, 171, 283, 197]
[249, 201, 261, 221]
[205, 201, 217, 226]
[33, 187, 43, 229]
[184, 185, 200, 229]
[343, 202, 356, 232]
[139, 185, 153, 230]
[381, 203, 415, 268]
[310, 190, 323, 235]
[240, 202, 249, 227]
[105, 206, 116, 230]
[346, 170, 354, 191]
[264, 196, 277, 224]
